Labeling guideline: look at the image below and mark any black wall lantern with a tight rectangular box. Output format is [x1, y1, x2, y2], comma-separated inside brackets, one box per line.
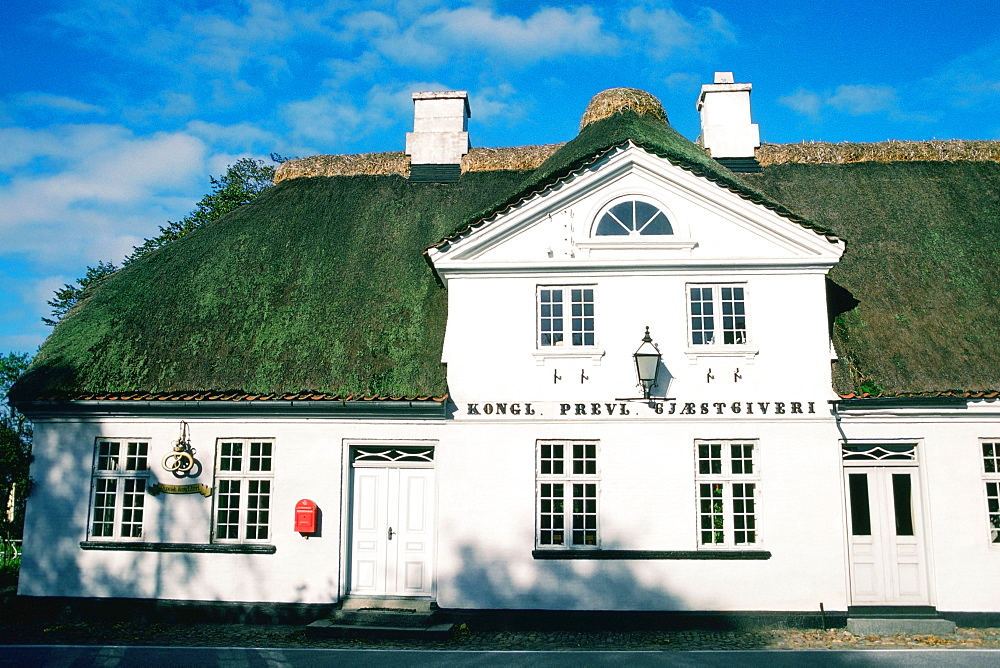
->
[633, 326, 661, 399]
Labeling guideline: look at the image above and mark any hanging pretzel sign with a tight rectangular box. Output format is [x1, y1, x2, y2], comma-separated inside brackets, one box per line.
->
[162, 420, 196, 473]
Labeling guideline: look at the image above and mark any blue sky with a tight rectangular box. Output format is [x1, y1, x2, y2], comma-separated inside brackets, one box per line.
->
[3, 0, 1000, 355]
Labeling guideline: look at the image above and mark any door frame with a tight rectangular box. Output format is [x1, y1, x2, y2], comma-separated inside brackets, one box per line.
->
[839, 439, 936, 607]
[339, 439, 439, 601]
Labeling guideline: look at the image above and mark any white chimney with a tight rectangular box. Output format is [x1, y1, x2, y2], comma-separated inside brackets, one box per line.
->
[406, 91, 471, 182]
[696, 72, 760, 167]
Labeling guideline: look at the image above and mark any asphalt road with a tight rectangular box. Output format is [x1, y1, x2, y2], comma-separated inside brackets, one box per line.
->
[3, 646, 1000, 667]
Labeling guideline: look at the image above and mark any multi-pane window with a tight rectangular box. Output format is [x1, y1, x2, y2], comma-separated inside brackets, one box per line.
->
[89, 440, 149, 540]
[537, 441, 599, 548]
[982, 441, 1000, 544]
[695, 441, 760, 548]
[538, 287, 595, 347]
[688, 284, 748, 346]
[214, 439, 274, 542]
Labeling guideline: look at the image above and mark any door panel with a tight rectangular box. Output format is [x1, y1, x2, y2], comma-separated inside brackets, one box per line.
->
[350, 466, 435, 597]
[844, 466, 928, 605]
[350, 469, 389, 594]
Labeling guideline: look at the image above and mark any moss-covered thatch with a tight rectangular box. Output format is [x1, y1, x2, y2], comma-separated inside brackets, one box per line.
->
[744, 161, 1000, 395]
[12, 171, 526, 400]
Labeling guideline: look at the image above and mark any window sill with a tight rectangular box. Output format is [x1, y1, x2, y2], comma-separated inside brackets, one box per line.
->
[684, 348, 758, 364]
[532, 549, 770, 560]
[80, 541, 276, 554]
[576, 240, 697, 251]
[533, 348, 605, 366]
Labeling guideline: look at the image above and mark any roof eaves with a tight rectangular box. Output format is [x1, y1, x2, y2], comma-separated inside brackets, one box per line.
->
[835, 390, 1000, 409]
[14, 392, 451, 419]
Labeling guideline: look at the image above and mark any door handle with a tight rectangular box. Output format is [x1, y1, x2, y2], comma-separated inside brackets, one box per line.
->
[387, 527, 394, 540]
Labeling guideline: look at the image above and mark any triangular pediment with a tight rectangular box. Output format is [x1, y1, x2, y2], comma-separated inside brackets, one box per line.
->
[427, 143, 843, 277]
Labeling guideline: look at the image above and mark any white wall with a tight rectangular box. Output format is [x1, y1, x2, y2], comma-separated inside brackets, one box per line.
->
[20, 417, 442, 604]
[434, 419, 848, 611]
[836, 409, 1000, 612]
[443, 270, 834, 404]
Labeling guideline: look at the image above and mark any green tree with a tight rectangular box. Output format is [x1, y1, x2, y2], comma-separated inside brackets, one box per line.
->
[43, 261, 118, 327]
[0, 352, 32, 546]
[44, 157, 278, 326]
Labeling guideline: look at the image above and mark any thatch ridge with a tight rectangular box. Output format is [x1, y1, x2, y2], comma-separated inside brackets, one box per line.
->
[757, 139, 1000, 166]
[580, 88, 668, 129]
[274, 145, 564, 183]
[273, 140, 1000, 184]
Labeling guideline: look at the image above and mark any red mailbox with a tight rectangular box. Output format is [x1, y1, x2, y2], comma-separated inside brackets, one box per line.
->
[295, 499, 318, 534]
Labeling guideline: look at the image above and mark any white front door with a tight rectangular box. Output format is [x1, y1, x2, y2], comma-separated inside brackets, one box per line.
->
[350, 458, 435, 597]
[844, 464, 929, 605]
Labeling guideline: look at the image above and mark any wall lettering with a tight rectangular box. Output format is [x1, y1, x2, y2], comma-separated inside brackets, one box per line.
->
[465, 400, 819, 418]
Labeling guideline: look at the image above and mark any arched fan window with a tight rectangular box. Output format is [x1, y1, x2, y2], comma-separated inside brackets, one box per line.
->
[595, 199, 673, 236]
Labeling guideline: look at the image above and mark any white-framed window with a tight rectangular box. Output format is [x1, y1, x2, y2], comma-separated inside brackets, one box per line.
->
[695, 440, 760, 548]
[213, 439, 274, 543]
[594, 198, 673, 236]
[88, 440, 149, 540]
[688, 284, 749, 346]
[982, 441, 1000, 544]
[536, 441, 599, 548]
[538, 286, 595, 347]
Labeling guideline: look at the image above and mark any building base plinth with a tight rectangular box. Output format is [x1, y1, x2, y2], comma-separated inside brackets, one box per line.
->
[847, 617, 956, 635]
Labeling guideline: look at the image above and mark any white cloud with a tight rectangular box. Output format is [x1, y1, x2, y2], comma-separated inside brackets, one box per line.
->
[421, 6, 617, 60]
[663, 72, 701, 90]
[827, 85, 897, 116]
[622, 4, 735, 59]
[182, 1, 297, 74]
[16, 93, 106, 115]
[280, 80, 448, 148]
[50, 0, 323, 79]
[186, 120, 282, 152]
[0, 125, 209, 268]
[471, 84, 526, 127]
[0, 271, 78, 353]
[920, 39, 1000, 108]
[779, 85, 898, 118]
[778, 89, 823, 118]
[340, 5, 618, 66]
[321, 52, 386, 85]
[125, 92, 199, 123]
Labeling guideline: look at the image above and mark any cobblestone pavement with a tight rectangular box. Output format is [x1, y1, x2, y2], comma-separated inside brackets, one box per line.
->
[2, 620, 1000, 651]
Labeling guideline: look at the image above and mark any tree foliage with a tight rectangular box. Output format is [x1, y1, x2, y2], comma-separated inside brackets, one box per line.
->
[43, 261, 119, 327]
[0, 352, 32, 542]
[44, 157, 277, 326]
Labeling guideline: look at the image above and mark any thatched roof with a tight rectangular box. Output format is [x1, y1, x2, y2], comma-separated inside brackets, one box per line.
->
[743, 161, 1000, 395]
[11, 171, 526, 400]
[11, 91, 1000, 402]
